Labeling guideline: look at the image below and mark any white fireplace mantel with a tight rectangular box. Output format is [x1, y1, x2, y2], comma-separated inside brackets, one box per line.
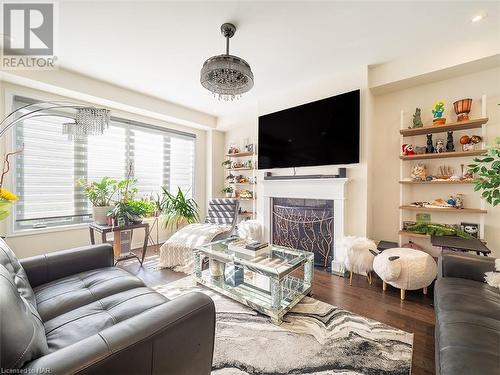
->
[260, 177, 348, 265]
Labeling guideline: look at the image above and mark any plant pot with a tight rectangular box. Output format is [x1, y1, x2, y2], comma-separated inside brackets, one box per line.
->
[453, 98, 472, 122]
[93, 206, 111, 225]
[433, 118, 446, 126]
[225, 193, 232, 198]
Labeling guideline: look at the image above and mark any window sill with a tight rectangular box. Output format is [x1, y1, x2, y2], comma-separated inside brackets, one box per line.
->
[7, 223, 90, 238]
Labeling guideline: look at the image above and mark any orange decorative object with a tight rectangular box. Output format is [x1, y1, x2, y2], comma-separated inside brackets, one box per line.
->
[460, 135, 471, 145]
[453, 98, 472, 122]
[432, 118, 446, 126]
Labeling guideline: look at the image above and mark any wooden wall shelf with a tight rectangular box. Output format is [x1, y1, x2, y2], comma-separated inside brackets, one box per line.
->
[400, 118, 488, 137]
[225, 152, 256, 157]
[399, 180, 474, 185]
[398, 230, 430, 239]
[400, 150, 485, 160]
[399, 205, 487, 214]
[227, 167, 253, 171]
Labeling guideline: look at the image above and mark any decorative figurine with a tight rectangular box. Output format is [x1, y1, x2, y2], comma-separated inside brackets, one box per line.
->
[453, 98, 472, 122]
[461, 164, 474, 180]
[402, 144, 416, 156]
[410, 108, 423, 128]
[461, 222, 479, 238]
[426, 175, 433, 181]
[426, 134, 435, 153]
[446, 131, 454, 152]
[447, 196, 456, 206]
[455, 193, 464, 209]
[470, 135, 482, 144]
[411, 163, 427, 181]
[432, 101, 446, 125]
[436, 165, 454, 180]
[459, 134, 482, 151]
[415, 146, 426, 154]
[435, 139, 446, 153]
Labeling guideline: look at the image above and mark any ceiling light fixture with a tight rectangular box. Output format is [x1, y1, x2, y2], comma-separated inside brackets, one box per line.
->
[200, 23, 254, 101]
[471, 13, 487, 23]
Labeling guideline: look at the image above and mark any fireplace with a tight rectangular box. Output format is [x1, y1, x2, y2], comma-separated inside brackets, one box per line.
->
[272, 198, 334, 268]
[261, 176, 348, 274]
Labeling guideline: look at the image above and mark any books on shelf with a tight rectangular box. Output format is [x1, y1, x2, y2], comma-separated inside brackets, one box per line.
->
[228, 239, 271, 257]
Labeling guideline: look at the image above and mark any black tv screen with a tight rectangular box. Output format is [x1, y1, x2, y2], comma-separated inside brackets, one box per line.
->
[258, 89, 360, 169]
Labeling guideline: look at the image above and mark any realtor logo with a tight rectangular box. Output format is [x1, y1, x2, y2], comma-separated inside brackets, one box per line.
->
[2, 2, 57, 69]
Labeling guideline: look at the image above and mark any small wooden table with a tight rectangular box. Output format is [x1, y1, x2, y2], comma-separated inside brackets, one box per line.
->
[89, 222, 150, 265]
[430, 235, 491, 256]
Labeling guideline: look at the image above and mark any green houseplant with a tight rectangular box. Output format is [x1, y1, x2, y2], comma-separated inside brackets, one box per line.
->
[221, 185, 234, 198]
[468, 137, 500, 207]
[77, 177, 118, 224]
[160, 187, 199, 230]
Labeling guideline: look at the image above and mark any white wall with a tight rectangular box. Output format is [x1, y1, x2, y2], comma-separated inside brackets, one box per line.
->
[371, 67, 500, 257]
[220, 66, 373, 238]
[0, 79, 213, 258]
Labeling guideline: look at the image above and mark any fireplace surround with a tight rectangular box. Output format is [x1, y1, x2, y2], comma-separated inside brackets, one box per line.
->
[261, 177, 348, 273]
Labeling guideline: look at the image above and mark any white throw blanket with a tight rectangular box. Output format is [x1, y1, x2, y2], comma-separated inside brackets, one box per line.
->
[158, 223, 231, 273]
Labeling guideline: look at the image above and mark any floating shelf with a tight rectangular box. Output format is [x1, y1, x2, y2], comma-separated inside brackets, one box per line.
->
[399, 180, 474, 185]
[239, 212, 255, 216]
[400, 118, 488, 137]
[239, 198, 256, 201]
[398, 230, 430, 239]
[229, 182, 256, 185]
[227, 168, 253, 171]
[399, 205, 487, 214]
[400, 150, 485, 160]
[225, 152, 256, 157]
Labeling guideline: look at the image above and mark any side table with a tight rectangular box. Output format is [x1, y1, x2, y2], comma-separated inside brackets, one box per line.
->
[89, 222, 149, 265]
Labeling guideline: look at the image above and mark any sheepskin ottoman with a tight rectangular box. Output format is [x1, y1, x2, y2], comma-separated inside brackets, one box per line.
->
[373, 247, 437, 300]
[337, 236, 377, 285]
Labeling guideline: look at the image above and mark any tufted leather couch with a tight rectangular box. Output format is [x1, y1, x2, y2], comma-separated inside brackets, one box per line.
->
[434, 252, 499, 375]
[0, 239, 215, 374]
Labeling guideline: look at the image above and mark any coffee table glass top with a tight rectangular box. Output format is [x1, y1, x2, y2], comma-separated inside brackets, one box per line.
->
[194, 238, 312, 277]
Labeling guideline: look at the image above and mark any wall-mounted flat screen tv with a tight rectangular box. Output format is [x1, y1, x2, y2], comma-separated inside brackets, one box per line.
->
[258, 89, 360, 169]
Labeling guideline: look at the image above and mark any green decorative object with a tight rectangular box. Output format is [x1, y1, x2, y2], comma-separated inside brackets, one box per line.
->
[406, 222, 473, 239]
[411, 108, 423, 128]
[432, 101, 445, 119]
[468, 137, 500, 207]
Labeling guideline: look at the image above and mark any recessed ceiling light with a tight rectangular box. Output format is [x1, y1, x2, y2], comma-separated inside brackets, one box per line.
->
[471, 13, 487, 23]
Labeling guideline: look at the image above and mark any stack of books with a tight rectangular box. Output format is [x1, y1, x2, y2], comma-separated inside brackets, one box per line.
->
[228, 239, 271, 257]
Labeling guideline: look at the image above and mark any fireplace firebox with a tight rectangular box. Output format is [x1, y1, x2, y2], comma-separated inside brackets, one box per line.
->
[271, 198, 334, 268]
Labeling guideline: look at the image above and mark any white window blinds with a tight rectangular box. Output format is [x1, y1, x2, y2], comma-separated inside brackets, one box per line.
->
[12, 96, 196, 230]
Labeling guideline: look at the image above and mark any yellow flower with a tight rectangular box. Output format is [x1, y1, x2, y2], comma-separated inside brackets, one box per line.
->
[0, 188, 18, 201]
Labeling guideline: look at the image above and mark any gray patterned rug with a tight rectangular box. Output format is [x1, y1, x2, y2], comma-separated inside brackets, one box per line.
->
[152, 277, 413, 375]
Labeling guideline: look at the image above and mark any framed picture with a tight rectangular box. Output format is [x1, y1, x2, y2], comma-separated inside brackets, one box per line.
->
[416, 213, 431, 223]
[461, 222, 479, 238]
[245, 143, 254, 153]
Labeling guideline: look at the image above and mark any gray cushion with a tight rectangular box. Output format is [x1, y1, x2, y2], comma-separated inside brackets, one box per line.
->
[0, 265, 49, 369]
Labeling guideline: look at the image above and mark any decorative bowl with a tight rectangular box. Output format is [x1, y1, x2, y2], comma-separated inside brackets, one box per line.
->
[453, 98, 472, 122]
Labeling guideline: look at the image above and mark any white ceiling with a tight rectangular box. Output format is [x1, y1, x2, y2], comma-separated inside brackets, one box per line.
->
[57, 1, 500, 117]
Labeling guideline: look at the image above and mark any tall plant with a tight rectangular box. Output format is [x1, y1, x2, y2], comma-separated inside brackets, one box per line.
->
[468, 137, 500, 207]
[160, 187, 199, 230]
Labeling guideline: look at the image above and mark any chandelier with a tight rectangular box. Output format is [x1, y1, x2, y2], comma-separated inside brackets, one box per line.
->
[63, 107, 110, 140]
[200, 23, 254, 101]
[0, 102, 110, 141]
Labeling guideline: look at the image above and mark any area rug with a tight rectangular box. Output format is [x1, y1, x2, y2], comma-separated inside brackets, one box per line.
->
[152, 277, 414, 375]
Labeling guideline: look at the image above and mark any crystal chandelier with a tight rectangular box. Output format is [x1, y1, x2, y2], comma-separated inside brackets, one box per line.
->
[63, 107, 110, 140]
[200, 23, 254, 101]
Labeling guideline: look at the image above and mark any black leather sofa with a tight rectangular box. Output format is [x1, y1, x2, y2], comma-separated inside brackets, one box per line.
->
[434, 252, 499, 375]
[0, 239, 215, 374]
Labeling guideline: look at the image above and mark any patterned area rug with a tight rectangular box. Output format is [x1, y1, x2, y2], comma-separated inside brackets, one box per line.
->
[152, 277, 413, 375]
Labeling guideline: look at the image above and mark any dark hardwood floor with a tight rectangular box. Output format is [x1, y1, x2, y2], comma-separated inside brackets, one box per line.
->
[121, 245, 436, 375]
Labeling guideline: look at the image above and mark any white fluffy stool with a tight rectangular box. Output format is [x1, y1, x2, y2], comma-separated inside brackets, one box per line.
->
[337, 236, 377, 286]
[373, 248, 437, 300]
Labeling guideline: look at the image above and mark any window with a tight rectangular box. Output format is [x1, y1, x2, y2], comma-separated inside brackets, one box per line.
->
[12, 96, 196, 231]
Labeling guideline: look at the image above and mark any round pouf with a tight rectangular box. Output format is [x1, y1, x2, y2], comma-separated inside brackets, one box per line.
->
[373, 248, 437, 300]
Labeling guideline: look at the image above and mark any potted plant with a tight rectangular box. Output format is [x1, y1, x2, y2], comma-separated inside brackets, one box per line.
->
[109, 199, 155, 225]
[222, 160, 232, 169]
[77, 177, 118, 224]
[222, 186, 234, 198]
[468, 137, 500, 207]
[160, 187, 199, 230]
[107, 177, 141, 226]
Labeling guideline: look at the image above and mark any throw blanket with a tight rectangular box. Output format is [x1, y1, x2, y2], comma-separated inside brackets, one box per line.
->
[158, 223, 231, 273]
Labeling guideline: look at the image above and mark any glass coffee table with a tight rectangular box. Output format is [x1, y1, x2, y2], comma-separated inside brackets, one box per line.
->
[193, 238, 314, 324]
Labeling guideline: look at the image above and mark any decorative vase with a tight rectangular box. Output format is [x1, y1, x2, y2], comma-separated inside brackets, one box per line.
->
[93, 206, 111, 225]
[453, 98, 472, 122]
[432, 118, 446, 126]
[225, 192, 232, 198]
[209, 258, 225, 278]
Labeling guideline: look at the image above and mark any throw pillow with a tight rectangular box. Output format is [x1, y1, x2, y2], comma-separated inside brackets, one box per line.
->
[484, 258, 500, 289]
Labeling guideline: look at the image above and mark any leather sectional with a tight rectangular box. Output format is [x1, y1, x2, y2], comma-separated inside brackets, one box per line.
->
[0, 239, 215, 374]
[434, 252, 499, 375]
